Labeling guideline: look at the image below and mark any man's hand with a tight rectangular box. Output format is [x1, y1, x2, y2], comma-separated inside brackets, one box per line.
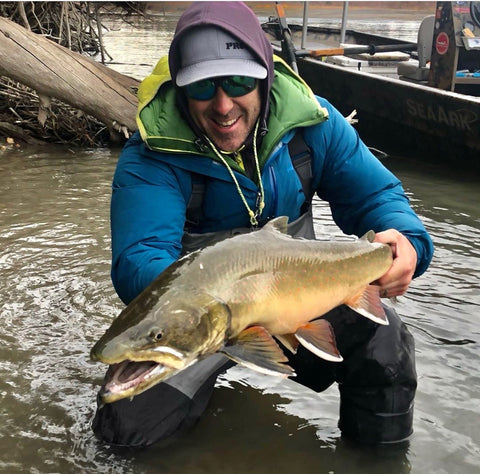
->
[373, 229, 417, 298]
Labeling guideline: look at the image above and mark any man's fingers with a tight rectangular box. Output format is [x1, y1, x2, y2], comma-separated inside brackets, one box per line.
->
[373, 229, 418, 297]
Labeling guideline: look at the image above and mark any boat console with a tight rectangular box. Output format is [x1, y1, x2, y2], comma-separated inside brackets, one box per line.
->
[398, 2, 480, 94]
[431, 1, 480, 93]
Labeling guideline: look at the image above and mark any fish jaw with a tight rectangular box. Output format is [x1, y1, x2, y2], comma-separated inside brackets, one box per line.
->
[95, 341, 207, 403]
[100, 360, 174, 403]
[90, 335, 189, 369]
[93, 345, 198, 403]
[99, 358, 200, 403]
[91, 323, 197, 403]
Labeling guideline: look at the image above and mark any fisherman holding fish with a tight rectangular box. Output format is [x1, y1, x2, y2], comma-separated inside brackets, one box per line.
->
[92, 2, 433, 448]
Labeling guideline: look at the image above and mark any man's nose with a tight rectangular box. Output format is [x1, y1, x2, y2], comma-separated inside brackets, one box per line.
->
[210, 87, 234, 115]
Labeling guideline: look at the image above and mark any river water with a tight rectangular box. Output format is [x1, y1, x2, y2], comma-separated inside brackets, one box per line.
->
[1, 6, 479, 474]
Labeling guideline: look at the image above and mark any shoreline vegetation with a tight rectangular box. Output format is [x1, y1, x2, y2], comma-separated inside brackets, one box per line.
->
[0, 1, 434, 149]
[0, 2, 141, 149]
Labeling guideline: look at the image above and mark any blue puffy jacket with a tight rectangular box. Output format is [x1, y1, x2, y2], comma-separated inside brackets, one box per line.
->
[110, 56, 433, 304]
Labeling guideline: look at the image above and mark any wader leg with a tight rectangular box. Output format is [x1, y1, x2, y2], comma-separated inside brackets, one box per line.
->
[335, 306, 417, 444]
[91, 354, 234, 448]
[287, 305, 417, 445]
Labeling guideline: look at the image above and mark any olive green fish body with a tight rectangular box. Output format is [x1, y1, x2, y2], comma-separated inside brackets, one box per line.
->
[203, 235, 392, 336]
[91, 217, 392, 402]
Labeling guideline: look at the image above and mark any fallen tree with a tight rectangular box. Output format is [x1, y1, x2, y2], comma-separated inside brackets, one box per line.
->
[0, 15, 139, 145]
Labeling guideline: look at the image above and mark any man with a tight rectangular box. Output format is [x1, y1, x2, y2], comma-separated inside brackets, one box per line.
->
[92, 2, 433, 448]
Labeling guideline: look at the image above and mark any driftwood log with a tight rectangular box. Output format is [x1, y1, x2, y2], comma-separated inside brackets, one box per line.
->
[0, 16, 139, 142]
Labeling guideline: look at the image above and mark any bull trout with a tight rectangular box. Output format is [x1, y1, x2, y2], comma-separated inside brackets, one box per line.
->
[91, 216, 393, 403]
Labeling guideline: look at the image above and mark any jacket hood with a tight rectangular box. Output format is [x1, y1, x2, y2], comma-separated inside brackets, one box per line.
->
[168, 1, 274, 134]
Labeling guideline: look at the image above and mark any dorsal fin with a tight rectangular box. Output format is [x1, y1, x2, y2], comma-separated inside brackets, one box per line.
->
[263, 216, 289, 234]
[360, 230, 376, 243]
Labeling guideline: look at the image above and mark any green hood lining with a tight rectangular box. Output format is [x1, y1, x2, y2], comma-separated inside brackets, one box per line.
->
[136, 55, 328, 173]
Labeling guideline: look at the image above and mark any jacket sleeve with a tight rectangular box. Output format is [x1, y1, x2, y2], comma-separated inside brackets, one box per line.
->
[110, 133, 189, 304]
[308, 99, 434, 278]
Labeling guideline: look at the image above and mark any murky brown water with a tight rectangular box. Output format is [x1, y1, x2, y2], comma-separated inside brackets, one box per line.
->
[1, 5, 479, 474]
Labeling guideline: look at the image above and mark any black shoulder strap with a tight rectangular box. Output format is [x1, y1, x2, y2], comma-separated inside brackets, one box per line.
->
[185, 176, 205, 228]
[185, 131, 313, 227]
[287, 131, 313, 209]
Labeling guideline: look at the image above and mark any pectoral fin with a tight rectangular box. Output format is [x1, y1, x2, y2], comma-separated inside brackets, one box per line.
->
[345, 285, 389, 325]
[221, 326, 295, 377]
[295, 319, 343, 362]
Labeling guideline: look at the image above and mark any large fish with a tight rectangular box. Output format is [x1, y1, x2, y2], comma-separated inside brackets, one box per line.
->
[91, 217, 393, 403]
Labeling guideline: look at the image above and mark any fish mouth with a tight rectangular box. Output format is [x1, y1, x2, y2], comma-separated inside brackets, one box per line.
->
[100, 360, 175, 403]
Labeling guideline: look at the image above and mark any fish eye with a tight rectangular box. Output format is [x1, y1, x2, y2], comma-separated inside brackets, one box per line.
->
[149, 329, 163, 341]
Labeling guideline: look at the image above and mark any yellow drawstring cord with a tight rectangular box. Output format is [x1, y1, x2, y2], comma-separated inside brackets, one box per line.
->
[203, 120, 265, 227]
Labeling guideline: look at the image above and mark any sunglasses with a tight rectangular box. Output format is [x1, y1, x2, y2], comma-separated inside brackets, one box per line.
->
[183, 75, 257, 101]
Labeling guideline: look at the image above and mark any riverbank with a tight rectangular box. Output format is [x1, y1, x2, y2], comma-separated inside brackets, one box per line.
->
[147, 2, 436, 20]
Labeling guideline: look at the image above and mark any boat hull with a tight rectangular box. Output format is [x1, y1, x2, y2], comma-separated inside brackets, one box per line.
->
[263, 23, 480, 172]
[297, 58, 480, 171]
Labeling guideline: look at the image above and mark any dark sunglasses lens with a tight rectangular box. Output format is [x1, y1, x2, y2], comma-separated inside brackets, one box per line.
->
[184, 76, 257, 100]
[184, 79, 216, 100]
[222, 76, 257, 97]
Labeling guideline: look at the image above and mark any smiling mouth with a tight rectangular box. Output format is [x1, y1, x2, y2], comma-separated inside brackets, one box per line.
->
[213, 117, 239, 128]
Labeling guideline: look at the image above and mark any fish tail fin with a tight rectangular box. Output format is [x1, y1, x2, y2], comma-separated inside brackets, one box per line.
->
[346, 285, 389, 325]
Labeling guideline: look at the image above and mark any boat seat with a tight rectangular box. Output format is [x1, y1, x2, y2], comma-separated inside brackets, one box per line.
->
[397, 15, 435, 82]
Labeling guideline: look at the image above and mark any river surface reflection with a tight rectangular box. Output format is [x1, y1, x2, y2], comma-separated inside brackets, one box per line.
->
[1, 6, 479, 474]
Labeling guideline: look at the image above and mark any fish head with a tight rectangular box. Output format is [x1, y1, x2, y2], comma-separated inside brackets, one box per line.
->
[91, 290, 231, 402]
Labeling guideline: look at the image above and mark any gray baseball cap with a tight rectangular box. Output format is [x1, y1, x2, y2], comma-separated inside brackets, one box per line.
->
[176, 25, 267, 87]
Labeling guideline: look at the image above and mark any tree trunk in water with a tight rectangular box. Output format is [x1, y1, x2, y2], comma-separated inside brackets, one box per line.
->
[0, 16, 139, 137]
